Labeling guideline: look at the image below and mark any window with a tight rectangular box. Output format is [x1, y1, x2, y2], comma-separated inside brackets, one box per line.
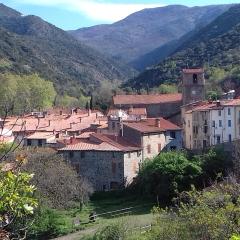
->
[170, 131, 176, 139]
[148, 134, 150, 139]
[193, 74, 198, 84]
[112, 122, 116, 130]
[212, 121, 215, 127]
[228, 108, 231, 115]
[219, 120, 222, 127]
[204, 126, 208, 134]
[228, 120, 232, 127]
[218, 110, 221, 116]
[27, 139, 31, 146]
[203, 140, 207, 148]
[158, 143, 161, 152]
[217, 136, 221, 144]
[128, 152, 131, 158]
[193, 126, 198, 135]
[229, 134, 232, 142]
[38, 139, 43, 146]
[147, 145, 151, 154]
[137, 151, 141, 157]
[69, 152, 74, 158]
[188, 120, 190, 127]
[81, 151, 85, 158]
[112, 162, 116, 174]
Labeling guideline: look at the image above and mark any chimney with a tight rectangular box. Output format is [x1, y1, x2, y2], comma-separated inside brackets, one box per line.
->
[70, 137, 73, 144]
[155, 118, 161, 128]
[216, 100, 221, 107]
[79, 118, 82, 123]
[88, 108, 91, 116]
[48, 120, 51, 127]
[60, 110, 63, 115]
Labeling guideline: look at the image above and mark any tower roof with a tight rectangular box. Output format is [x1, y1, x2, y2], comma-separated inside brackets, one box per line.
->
[182, 68, 204, 74]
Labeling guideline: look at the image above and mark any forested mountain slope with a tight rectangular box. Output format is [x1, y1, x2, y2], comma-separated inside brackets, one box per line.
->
[0, 4, 136, 96]
[125, 5, 240, 91]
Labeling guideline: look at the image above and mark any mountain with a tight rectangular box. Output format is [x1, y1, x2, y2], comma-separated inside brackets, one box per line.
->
[70, 4, 231, 70]
[124, 4, 240, 90]
[0, 4, 136, 96]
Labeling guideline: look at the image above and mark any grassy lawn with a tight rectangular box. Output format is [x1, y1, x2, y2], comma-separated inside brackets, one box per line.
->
[52, 191, 156, 239]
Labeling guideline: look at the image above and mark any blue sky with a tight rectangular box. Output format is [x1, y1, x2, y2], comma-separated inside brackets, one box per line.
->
[1, 0, 239, 30]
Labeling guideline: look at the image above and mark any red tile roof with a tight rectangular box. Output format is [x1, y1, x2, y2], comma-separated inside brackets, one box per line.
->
[182, 68, 204, 74]
[26, 132, 55, 140]
[123, 118, 181, 134]
[113, 93, 182, 105]
[91, 133, 141, 152]
[59, 139, 120, 151]
[186, 99, 240, 113]
[59, 133, 141, 152]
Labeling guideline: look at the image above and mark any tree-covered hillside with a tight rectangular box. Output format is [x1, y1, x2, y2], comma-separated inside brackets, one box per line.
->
[0, 4, 136, 97]
[125, 5, 240, 93]
[71, 4, 230, 68]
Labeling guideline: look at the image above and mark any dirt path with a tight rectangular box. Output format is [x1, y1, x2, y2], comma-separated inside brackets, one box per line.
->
[52, 227, 98, 240]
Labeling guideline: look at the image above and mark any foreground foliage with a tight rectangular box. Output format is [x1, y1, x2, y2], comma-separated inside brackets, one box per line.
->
[87, 178, 240, 240]
[0, 159, 38, 239]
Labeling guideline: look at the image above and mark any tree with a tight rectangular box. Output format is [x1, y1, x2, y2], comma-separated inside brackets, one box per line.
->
[135, 151, 202, 202]
[21, 148, 93, 209]
[0, 73, 56, 114]
[0, 158, 38, 239]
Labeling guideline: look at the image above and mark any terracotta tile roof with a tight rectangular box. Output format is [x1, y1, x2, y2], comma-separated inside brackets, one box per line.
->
[186, 99, 240, 113]
[59, 139, 120, 152]
[91, 133, 141, 152]
[26, 132, 55, 140]
[182, 68, 204, 74]
[4, 111, 101, 134]
[123, 118, 181, 134]
[77, 132, 95, 139]
[113, 93, 182, 105]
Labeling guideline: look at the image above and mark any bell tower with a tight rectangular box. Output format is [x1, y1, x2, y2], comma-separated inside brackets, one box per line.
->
[182, 68, 205, 105]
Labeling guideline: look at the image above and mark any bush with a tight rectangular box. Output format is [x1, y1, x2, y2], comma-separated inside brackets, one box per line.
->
[28, 207, 72, 239]
[135, 151, 202, 202]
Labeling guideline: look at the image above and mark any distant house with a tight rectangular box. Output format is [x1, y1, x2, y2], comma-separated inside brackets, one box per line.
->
[59, 133, 142, 191]
[24, 132, 56, 147]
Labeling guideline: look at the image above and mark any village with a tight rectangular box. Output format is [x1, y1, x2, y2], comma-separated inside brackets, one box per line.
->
[1, 68, 239, 192]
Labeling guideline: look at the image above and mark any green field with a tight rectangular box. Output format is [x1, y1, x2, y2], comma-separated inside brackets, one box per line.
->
[52, 191, 156, 240]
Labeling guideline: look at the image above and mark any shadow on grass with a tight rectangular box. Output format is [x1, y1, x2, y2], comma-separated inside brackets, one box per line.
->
[89, 190, 156, 220]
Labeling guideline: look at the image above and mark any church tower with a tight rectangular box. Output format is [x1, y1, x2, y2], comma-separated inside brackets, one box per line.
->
[182, 68, 205, 105]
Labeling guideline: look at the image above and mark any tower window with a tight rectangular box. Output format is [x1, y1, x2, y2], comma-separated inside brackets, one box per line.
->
[193, 74, 198, 84]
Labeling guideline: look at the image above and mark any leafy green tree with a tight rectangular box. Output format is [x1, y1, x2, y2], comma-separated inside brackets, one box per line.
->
[136, 151, 202, 201]
[0, 159, 38, 239]
[0, 73, 56, 114]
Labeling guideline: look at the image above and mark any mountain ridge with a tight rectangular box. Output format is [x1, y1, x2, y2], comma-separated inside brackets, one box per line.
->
[70, 4, 231, 70]
[124, 4, 240, 90]
[0, 4, 136, 96]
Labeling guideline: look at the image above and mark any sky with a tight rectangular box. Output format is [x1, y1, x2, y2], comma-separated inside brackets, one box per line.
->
[1, 0, 239, 30]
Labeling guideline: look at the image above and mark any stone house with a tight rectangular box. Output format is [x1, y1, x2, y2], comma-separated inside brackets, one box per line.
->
[123, 118, 182, 160]
[59, 133, 142, 191]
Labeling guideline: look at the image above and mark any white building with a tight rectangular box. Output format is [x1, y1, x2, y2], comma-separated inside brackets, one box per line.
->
[184, 99, 240, 150]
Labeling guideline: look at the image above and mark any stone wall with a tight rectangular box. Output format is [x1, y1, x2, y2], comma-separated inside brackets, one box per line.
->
[61, 150, 141, 191]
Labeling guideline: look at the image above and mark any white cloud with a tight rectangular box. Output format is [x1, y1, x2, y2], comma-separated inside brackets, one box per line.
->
[19, 0, 165, 22]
